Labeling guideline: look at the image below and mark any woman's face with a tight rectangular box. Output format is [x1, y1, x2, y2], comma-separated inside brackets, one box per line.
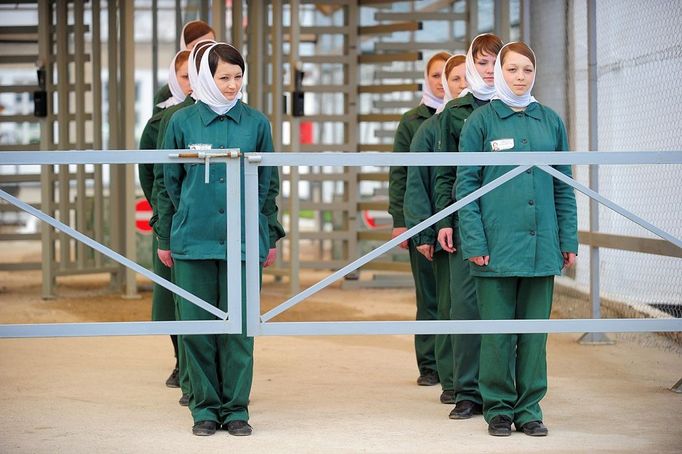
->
[447, 63, 467, 98]
[186, 32, 215, 50]
[426, 58, 446, 99]
[502, 51, 535, 96]
[177, 60, 191, 96]
[475, 51, 496, 87]
[213, 60, 243, 101]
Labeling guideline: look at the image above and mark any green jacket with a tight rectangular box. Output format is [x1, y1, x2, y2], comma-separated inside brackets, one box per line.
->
[404, 114, 442, 248]
[154, 97, 285, 253]
[388, 104, 435, 228]
[161, 100, 282, 262]
[152, 84, 172, 115]
[456, 100, 578, 277]
[433, 93, 488, 232]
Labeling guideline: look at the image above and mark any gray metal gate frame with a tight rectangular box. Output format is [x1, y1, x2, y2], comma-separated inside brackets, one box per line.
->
[0, 150, 243, 338]
[0, 150, 681, 339]
[242, 151, 682, 337]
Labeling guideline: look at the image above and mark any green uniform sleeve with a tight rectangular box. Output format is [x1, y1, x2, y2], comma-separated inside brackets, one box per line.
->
[404, 122, 436, 246]
[138, 118, 159, 204]
[256, 119, 285, 246]
[552, 119, 578, 253]
[161, 115, 185, 213]
[156, 113, 171, 150]
[433, 165, 457, 232]
[455, 116, 489, 259]
[388, 116, 412, 228]
[152, 164, 173, 250]
[433, 110, 461, 232]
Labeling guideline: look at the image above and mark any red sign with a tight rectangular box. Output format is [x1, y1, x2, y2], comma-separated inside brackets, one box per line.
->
[135, 198, 153, 234]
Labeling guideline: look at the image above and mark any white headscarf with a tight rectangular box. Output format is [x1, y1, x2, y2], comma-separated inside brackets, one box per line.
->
[492, 42, 537, 108]
[195, 43, 244, 115]
[435, 53, 466, 114]
[188, 40, 215, 101]
[156, 51, 187, 109]
[458, 33, 498, 101]
[420, 53, 447, 110]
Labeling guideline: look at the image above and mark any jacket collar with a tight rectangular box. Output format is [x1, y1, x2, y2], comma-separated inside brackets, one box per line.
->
[490, 99, 543, 120]
[196, 100, 243, 126]
[416, 103, 435, 119]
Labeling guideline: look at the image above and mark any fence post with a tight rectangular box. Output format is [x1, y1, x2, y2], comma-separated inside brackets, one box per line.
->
[578, 0, 612, 345]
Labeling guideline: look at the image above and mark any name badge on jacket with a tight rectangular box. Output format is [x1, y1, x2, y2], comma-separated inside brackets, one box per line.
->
[189, 143, 212, 150]
[490, 138, 514, 152]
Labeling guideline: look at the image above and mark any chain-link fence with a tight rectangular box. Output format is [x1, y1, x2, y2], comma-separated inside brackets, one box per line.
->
[533, 0, 682, 321]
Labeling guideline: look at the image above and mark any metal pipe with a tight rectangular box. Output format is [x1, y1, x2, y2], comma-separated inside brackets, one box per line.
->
[580, 0, 611, 344]
[75, 0, 86, 269]
[288, 0, 301, 293]
[231, 0, 242, 50]
[38, 0, 55, 298]
[92, 0, 104, 269]
[152, 0, 158, 94]
[121, 0, 138, 298]
[56, 2, 70, 269]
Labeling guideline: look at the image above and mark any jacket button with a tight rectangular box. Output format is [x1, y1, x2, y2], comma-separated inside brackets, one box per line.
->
[219, 177, 225, 183]
[219, 240, 225, 245]
[529, 200, 534, 206]
[219, 208, 225, 214]
[219, 145, 224, 149]
[521, 138, 528, 144]
[530, 230, 536, 236]
[526, 169, 532, 174]
[220, 116, 224, 121]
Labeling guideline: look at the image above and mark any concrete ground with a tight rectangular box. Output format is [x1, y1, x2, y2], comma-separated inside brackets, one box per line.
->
[0, 265, 681, 453]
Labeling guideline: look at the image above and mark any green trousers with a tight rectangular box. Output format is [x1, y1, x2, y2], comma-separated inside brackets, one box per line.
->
[432, 250, 453, 391]
[172, 267, 191, 397]
[448, 249, 481, 404]
[174, 259, 253, 425]
[475, 276, 554, 426]
[408, 243, 438, 376]
[151, 235, 176, 321]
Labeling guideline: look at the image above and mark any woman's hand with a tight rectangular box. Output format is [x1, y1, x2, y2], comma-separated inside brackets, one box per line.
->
[468, 256, 489, 266]
[392, 227, 409, 249]
[562, 252, 576, 269]
[416, 244, 434, 261]
[263, 248, 277, 268]
[437, 228, 457, 253]
[157, 249, 174, 268]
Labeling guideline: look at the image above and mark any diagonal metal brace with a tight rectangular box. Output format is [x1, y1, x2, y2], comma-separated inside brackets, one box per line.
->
[0, 188, 228, 320]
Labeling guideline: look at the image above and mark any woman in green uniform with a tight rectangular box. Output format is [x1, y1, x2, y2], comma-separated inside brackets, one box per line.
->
[389, 51, 450, 387]
[160, 43, 281, 437]
[432, 33, 503, 421]
[138, 49, 191, 391]
[456, 41, 577, 437]
[152, 20, 215, 115]
[404, 53, 466, 405]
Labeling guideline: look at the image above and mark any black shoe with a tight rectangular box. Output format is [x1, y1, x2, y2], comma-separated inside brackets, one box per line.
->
[165, 367, 180, 388]
[225, 420, 252, 436]
[516, 420, 548, 437]
[192, 420, 217, 436]
[440, 390, 456, 404]
[178, 393, 189, 406]
[488, 415, 513, 436]
[449, 400, 483, 419]
[417, 371, 439, 386]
